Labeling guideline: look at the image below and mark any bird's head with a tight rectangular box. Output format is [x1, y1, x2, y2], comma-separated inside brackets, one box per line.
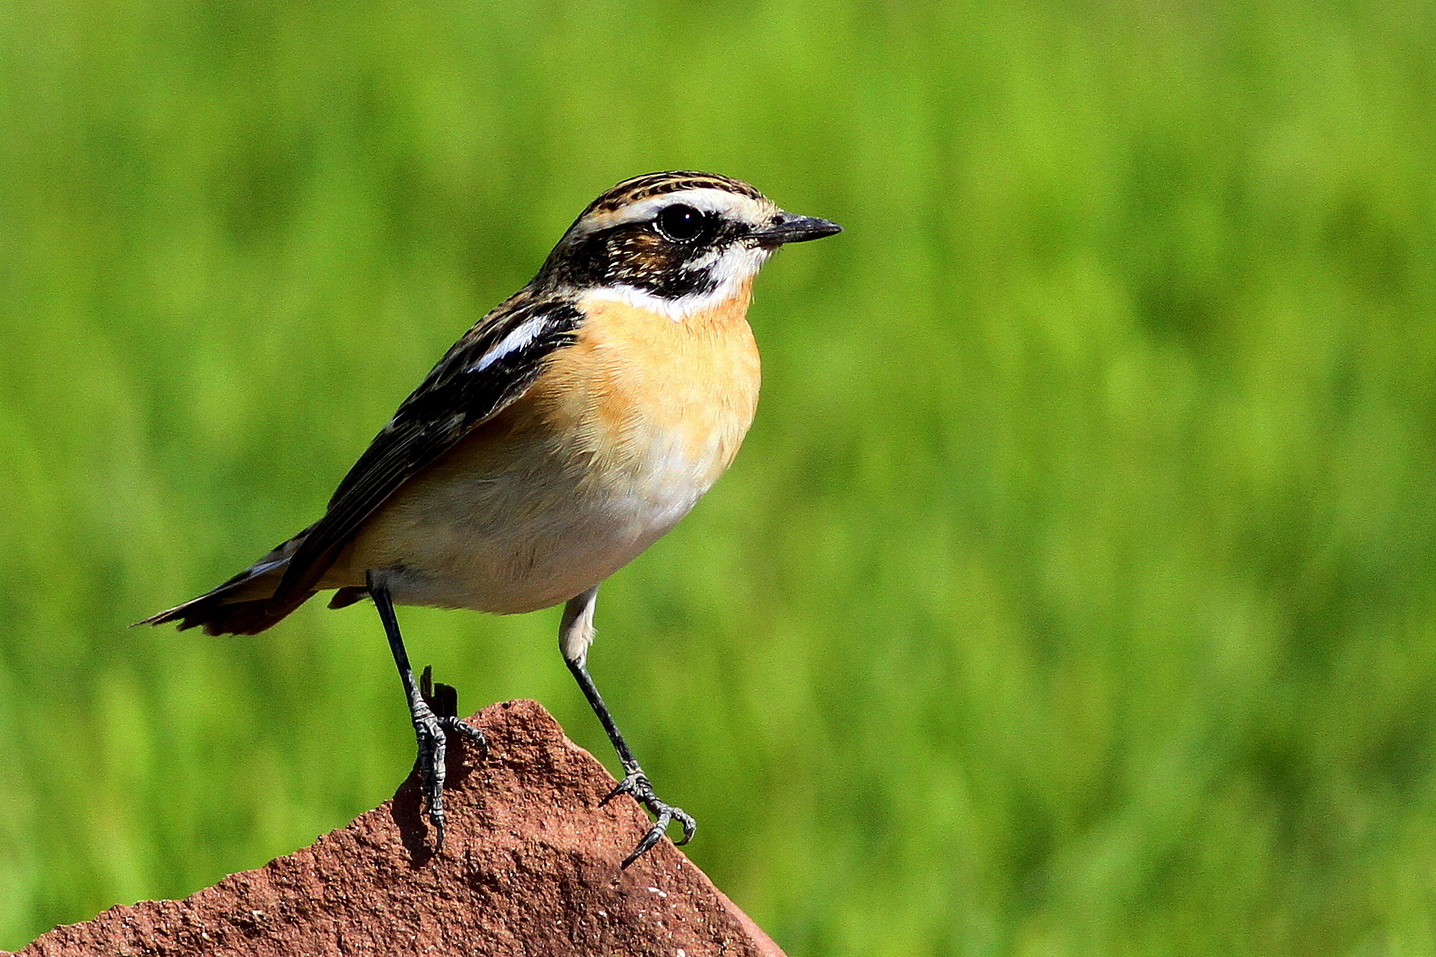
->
[536, 171, 841, 320]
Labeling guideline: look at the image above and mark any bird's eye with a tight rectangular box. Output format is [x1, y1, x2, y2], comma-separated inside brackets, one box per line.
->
[654, 204, 709, 242]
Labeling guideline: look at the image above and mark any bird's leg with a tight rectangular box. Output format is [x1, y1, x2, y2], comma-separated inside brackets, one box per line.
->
[560, 586, 696, 868]
[368, 570, 487, 850]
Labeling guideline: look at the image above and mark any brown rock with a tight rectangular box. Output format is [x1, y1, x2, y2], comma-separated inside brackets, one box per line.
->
[10, 699, 785, 957]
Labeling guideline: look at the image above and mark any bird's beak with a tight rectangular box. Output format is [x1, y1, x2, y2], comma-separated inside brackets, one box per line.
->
[748, 211, 843, 247]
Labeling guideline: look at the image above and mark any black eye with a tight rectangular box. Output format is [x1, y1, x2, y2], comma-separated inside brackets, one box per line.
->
[654, 204, 709, 242]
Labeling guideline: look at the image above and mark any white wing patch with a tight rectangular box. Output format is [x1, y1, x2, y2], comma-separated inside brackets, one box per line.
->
[467, 316, 548, 373]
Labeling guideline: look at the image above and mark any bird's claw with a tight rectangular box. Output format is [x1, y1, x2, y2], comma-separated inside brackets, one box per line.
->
[412, 706, 488, 850]
[602, 770, 696, 867]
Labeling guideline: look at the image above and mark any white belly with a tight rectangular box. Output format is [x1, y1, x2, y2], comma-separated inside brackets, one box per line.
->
[336, 414, 737, 614]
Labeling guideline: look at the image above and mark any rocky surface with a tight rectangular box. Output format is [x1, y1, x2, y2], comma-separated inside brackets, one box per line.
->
[10, 699, 784, 956]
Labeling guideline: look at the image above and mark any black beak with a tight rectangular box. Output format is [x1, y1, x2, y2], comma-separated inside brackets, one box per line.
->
[749, 211, 843, 247]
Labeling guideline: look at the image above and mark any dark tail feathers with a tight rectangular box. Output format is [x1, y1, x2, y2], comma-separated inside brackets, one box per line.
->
[136, 527, 321, 636]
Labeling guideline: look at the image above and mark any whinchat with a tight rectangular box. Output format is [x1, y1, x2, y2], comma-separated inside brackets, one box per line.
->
[142, 171, 841, 866]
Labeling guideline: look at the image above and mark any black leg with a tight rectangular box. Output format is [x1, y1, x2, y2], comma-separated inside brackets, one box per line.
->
[368, 570, 487, 850]
[561, 587, 696, 867]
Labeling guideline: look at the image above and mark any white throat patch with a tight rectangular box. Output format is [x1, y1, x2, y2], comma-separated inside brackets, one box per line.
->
[578, 243, 771, 321]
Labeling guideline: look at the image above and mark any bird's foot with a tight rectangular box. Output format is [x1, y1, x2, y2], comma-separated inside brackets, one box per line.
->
[410, 701, 488, 850]
[601, 770, 696, 868]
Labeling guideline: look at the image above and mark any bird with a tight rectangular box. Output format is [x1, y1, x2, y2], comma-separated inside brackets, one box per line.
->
[140, 170, 841, 867]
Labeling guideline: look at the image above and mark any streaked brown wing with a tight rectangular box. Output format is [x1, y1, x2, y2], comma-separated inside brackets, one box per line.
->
[269, 291, 584, 605]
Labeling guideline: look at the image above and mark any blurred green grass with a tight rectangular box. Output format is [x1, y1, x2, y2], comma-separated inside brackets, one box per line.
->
[3, 0, 1435, 953]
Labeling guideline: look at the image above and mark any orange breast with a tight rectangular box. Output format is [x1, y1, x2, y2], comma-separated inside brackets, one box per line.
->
[531, 282, 762, 500]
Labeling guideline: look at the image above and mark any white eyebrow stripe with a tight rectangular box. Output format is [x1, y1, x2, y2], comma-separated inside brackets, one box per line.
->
[467, 317, 548, 373]
[577, 188, 773, 234]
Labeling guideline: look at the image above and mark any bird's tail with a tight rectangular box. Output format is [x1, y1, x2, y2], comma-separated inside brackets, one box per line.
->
[136, 526, 321, 636]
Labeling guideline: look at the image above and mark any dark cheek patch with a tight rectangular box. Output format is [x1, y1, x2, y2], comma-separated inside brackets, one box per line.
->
[610, 235, 718, 299]
[552, 220, 745, 302]
[603, 228, 720, 299]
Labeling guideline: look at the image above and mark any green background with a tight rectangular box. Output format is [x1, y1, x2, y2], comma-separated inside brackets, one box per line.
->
[3, 0, 1434, 953]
